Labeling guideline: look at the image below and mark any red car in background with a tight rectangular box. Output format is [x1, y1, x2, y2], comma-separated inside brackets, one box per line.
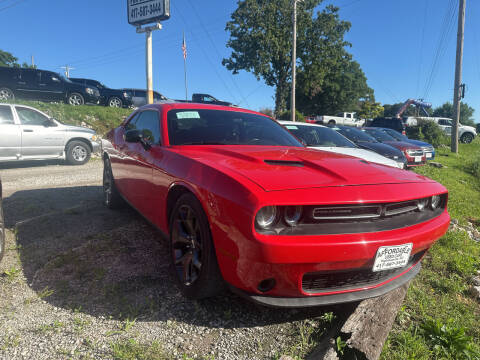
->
[362, 127, 427, 167]
[102, 103, 449, 307]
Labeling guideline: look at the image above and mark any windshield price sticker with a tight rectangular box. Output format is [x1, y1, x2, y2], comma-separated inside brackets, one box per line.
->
[373, 243, 412, 272]
[128, 0, 170, 26]
[176, 111, 200, 119]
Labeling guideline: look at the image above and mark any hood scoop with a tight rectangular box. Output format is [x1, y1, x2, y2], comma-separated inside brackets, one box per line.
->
[264, 159, 304, 167]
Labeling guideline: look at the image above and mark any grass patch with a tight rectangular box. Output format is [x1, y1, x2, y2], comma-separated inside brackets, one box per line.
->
[381, 138, 480, 359]
[0, 99, 131, 136]
[110, 339, 170, 360]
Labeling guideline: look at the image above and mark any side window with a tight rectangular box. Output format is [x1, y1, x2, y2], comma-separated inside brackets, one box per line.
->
[0, 106, 14, 125]
[135, 110, 161, 144]
[136, 90, 146, 98]
[346, 114, 352, 119]
[15, 107, 49, 126]
[18, 70, 37, 85]
[125, 112, 141, 131]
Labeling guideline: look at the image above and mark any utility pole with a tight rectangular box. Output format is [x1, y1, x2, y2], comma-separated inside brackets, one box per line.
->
[291, 0, 299, 122]
[451, 0, 466, 153]
[61, 65, 75, 78]
[137, 22, 162, 104]
[31, 55, 35, 68]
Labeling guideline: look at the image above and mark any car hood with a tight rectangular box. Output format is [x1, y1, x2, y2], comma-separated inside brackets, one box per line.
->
[176, 146, 431, 191]
[383, 141, 421, 150]
[355, 141, 404, 159]
[308, 146, 402, 168]
[62, 124, 95, 134]
[461, 125, 477, 133]
[404, 139, 433, 148]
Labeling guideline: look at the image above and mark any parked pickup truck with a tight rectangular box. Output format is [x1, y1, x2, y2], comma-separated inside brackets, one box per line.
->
[176, 93, 235, 107]
[311, 112, 364, 127]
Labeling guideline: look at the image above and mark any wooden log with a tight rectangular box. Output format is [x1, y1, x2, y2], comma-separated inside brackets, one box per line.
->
[339, 282, 409, 360]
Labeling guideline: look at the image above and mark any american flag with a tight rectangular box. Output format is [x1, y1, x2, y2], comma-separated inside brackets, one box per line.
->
[182, 33, 187, 60]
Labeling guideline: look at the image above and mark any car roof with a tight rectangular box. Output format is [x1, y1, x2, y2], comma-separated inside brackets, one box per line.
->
[0, 103, 51, 117]
[278, 120, 327, 128]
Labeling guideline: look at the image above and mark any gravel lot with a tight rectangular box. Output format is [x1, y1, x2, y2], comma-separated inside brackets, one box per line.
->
[0, 159, 351, 360]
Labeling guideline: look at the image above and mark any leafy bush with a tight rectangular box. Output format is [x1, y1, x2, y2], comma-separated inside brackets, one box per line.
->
[278, 109, 305, 122]
[406, 120, 450, 147]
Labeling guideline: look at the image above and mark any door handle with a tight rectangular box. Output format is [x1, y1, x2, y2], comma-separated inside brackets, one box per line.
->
[18, 81, 26, 85]
[23, 129, 34, 132]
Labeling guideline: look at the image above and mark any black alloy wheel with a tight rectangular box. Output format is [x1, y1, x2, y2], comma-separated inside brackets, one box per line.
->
[169, 193, 223, 299]
[103, 157, 123, 209]
[461, 133, 474, 144]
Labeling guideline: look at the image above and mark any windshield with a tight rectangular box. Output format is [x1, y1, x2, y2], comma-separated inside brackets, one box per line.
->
[384, 129, 407, 141]
[363, 128, 396, 142]
[284, 124, 356, 148]
[333, 126, 378, 143]
[168, 109, 304, 147]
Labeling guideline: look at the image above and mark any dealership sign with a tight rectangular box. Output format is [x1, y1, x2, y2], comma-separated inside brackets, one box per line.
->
[127, 0, 170, 26]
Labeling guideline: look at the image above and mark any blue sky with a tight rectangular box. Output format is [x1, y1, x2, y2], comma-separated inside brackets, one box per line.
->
[0, 0, 479, 122]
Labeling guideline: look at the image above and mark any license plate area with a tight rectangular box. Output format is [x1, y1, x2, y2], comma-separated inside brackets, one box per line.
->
[426, 152, 432, 158]
[414, 156, 422, 162]
[373, 243, 412, 272]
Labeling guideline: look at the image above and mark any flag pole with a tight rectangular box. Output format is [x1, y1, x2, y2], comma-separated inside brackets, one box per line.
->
[183, 31, 188, 101]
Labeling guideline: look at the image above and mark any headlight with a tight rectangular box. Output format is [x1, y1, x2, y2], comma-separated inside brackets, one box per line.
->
[284, 206, 302, 226]
[417, 198, 428, 211]
[430, 195, 441, 209]
[86, 87, 94, 95]
[91, 134, 99, 141]
[255, 206, 277, 229]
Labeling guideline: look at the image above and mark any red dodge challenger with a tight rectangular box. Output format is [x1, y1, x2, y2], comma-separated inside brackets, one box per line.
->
[102, 103, 450, 307]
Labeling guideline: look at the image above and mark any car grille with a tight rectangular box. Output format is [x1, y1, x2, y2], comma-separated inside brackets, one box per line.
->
[301, 250, 426, 293]
[406, 149, 424, 157]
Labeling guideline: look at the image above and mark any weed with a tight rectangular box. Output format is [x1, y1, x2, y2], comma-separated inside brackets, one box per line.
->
[38, 286, 54, 299]
[335, 336, 347, 356]
[110, 339, 170, 360]
[0, 334, 20, 350]
[35, 320, 65, 334]
[2, 267, 21, 282]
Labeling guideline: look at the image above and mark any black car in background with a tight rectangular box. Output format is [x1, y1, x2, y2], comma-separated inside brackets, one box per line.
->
[0, 67, 100, 106]
[370, 117, 406, 135]
[330, 125, 408, 167]
[70, 78, 133, 108]
[121, 88, 172, 107]
[0, 177, 4, 264]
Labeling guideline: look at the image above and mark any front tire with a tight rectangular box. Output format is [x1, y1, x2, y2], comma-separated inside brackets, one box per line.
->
[108, 97, 123, 108]
[103, 157, 124, 209]
[461, 133, 474, 144]
[0, 87, 14, 101]
[169, 193, 224, 299]
[67, 92, 85, 106]
[65, 140, 91, 165]
[328, 120, 336, 125]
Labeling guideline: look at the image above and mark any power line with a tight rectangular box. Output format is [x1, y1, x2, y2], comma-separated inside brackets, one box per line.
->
[0, 0, 27, 13]
[186, 0, 250, 107]
[415, 0, 428, 98]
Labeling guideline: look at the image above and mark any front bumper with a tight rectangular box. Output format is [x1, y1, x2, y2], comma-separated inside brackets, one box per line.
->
[215, 209, 449, 306]
[91, 141, 101, 153]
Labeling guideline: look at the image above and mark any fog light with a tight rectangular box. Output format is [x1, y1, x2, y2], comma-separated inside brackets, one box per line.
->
[257, 278, 276, 293]
[255, 206, 277, 229]
[417, 198, 428, 211]
[431, 195, 441, 209]
[284, 205, 302, 226]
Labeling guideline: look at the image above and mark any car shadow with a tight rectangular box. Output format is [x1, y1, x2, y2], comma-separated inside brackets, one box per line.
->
[0, 159, 65, 170]
[6, 186, 356, 333]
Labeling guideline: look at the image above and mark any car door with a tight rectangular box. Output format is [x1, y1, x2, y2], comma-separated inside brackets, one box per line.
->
[14, 69, 41, 100]
[14, 106, 65, 159]
[37, 71, 64, 101]
[0, 105, 21, 161]
[438, 119, 452, 136]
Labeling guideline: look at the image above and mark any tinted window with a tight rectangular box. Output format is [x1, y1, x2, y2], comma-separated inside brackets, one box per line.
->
[128, 110, 161, 144]
[363, 128, 396, 142]
[384, 129, 407, 141]
[0, 105, 14, 125]
[16, 107, 49, 126]
[168, 109, 303, 146]
[135, 90, 146, 97]
[333, 126, 378, 143]
[19, 70, 37, 84]
[285, 124, 355, 147]
[438, 119, 452, 126]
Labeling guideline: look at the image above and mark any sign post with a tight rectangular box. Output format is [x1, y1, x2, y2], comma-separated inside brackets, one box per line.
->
[127, 0, 170, 104]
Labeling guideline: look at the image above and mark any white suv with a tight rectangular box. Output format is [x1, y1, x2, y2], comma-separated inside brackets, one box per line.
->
[435, 117, 477, 144]
[0, 104, 100, 165]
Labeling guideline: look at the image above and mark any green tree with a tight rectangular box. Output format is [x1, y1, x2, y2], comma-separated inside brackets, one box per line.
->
[357, 101, 384, 119]
[0, 50, 18, 67]
[223, 0, 359, 115]
[432, 102, 475, 127]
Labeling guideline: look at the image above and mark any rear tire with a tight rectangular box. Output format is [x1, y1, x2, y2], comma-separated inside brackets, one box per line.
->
[0, 87, 14, 101]
[103, 157, 124, 209]
[67, 92, 85, 106]
[65, 140, 91, 165]
[460, 133, 474, 144]
[169, 193, 224, 299]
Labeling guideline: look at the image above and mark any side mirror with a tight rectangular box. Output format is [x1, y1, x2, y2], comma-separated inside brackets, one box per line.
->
[125, 129, 142, 143]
